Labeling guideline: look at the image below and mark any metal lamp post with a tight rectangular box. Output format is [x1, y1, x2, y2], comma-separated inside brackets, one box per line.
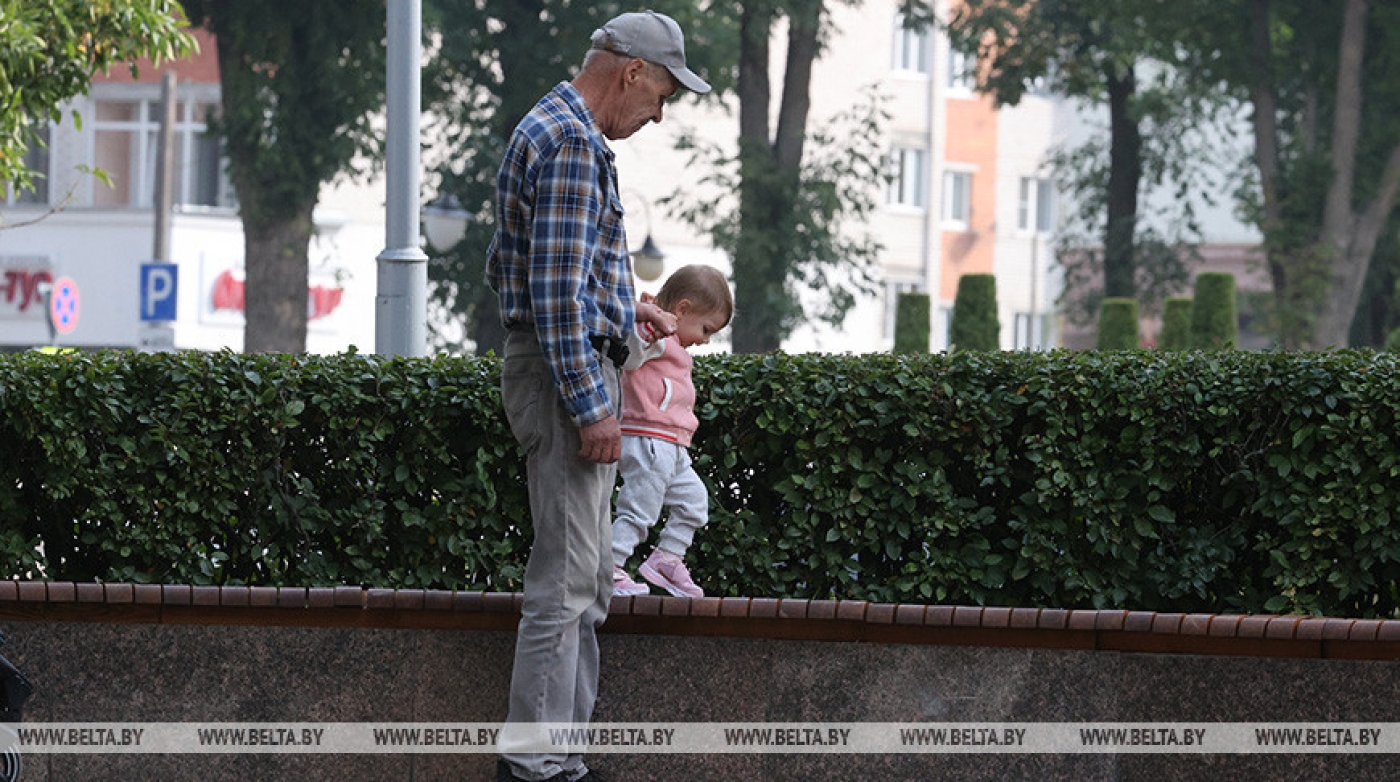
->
[375, 0, 428, 357]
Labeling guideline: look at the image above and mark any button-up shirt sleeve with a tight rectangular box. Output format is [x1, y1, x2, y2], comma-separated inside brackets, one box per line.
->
[530, 136, 614, 427]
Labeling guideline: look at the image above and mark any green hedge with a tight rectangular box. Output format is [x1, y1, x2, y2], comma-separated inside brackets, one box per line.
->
[3, 349, 1400, 618]
[0, 350, 529, 590]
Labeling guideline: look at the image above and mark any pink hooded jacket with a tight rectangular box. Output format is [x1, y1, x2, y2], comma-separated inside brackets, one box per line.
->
[620, 326, 697, 447]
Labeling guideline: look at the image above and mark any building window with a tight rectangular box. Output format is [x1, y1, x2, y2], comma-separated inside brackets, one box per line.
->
[947, 48, 977, 94]
[936, 305, 954, 351]
[1014, 312, 1049, 350]
[888, 147, 927, 209]
[942, 169, 971, 229]
[892, 13, 930, 74]
[4, 125, 50, 206]
[1017, 177, 1054, 234]
[91, 97, 233, 209]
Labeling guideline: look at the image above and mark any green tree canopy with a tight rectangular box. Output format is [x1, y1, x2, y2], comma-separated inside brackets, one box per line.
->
[0, 0, 195, 195]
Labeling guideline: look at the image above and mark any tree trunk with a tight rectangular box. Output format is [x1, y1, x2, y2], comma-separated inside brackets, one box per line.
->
[243, 204, 314, 353]
[1103, 66, 1141, 299]
[732, 4, 780, 354]
[1245, 0, 1298, 343]
[1311, 0, 1397, 349]
[731, 3, 823, 354]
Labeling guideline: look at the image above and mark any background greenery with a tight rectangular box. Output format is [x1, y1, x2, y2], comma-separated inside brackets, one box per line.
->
[949, 274, 999, 351]
[1096, 298, 1139, 349]
[1191, 272, 1239, 350]
[3, 349, 1399, 618]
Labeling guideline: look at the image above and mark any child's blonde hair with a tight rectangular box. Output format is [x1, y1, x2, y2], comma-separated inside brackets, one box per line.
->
[653, 265, 734, 327]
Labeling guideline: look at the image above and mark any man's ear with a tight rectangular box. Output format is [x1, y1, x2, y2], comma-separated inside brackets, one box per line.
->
[623, 57, 647, 86]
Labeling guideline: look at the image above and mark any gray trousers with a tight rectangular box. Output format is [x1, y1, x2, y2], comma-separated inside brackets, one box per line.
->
[498, 329, 617, 781]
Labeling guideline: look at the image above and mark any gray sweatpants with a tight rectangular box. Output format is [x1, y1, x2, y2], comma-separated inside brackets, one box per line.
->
[611, 436, 708, 567]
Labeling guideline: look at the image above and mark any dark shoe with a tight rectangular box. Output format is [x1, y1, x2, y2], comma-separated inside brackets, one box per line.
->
[495, 759, 569, 782]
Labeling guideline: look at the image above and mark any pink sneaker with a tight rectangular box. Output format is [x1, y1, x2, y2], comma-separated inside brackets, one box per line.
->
[612, 567, 650, 597]
[639, 551, 704, 598]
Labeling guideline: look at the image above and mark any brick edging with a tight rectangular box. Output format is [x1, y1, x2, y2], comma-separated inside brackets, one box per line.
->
[0, 582, 1396, 661]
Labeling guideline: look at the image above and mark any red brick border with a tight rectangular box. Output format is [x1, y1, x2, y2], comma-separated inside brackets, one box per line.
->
[1, 582, 1397, 661]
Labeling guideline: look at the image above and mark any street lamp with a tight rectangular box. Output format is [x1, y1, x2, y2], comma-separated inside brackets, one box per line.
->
[625, 192, 666, 282]
[422, 194, 470, 252]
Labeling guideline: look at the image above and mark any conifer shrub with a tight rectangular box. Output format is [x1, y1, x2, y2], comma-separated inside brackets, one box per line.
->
[1097, 298, 1139, 349]
[893, 291, 931, 354]
[949, 274, 999, 351]
[1159, 298, 1193, 350]
[1190, 272, 1237, 350]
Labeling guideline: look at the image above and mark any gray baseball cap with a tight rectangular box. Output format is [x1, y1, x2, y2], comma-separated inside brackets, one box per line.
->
[590, 10, 712, 94]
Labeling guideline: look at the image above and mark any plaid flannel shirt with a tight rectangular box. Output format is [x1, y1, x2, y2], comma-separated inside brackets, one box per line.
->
[486, 82, 637, 427]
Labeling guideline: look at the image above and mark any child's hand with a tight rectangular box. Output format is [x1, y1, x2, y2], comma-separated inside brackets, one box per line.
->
[637, 300, 677, 336]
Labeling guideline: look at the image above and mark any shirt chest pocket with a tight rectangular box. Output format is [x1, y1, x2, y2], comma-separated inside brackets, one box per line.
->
[600, 194, 625, 249]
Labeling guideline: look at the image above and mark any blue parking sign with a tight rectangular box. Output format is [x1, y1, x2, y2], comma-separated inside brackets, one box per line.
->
[140, 263, 178, 322]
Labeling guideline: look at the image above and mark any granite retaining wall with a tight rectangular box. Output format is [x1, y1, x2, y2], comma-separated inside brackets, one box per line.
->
[1, 582, 1398, 781]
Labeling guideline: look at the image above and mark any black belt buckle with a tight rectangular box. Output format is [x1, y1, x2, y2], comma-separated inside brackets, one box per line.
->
[589, 334, 630, 368]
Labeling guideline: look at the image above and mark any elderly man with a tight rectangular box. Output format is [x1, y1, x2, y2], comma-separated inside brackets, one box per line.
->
[485, 11, 710, 782]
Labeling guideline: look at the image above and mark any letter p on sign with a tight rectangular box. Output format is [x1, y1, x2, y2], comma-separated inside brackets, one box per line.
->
[141, 263, 178, 321]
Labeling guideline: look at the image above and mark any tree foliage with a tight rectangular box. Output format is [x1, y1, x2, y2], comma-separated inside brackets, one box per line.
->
[944, 0, 1233, 326]
[181, 0, 386, 353]
[667, 80, 890, 352]
[0, 0, 195, 195]
[1222, 0, 1400, 349]
[687, 0, 932, 354]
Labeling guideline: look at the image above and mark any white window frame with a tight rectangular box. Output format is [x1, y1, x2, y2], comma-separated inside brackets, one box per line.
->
[1013, 312, 1050, 350]
[941, 168, 972, 230]
[947, 47, 977, 95]
[936, 305, 954, 351]
[88, 86, 234, 210]
[887, 147, 928, 210]
[1017, 176, 1054, 235]
[891, 13, 931, 75]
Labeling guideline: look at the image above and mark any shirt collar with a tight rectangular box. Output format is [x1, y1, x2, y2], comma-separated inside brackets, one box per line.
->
[554, 81, 614, 162]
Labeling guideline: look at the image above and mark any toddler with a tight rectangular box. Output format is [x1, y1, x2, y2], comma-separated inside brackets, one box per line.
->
[612, 264, 733, 598]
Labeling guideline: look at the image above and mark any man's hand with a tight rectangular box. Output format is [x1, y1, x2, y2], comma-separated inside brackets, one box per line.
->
[636, 296, 677, 337]
[578, 414, 622, 463]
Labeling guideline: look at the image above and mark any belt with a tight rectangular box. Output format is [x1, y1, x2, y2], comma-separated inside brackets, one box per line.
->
[507, 323, 629, 368]
[589, 334, 630, 369]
